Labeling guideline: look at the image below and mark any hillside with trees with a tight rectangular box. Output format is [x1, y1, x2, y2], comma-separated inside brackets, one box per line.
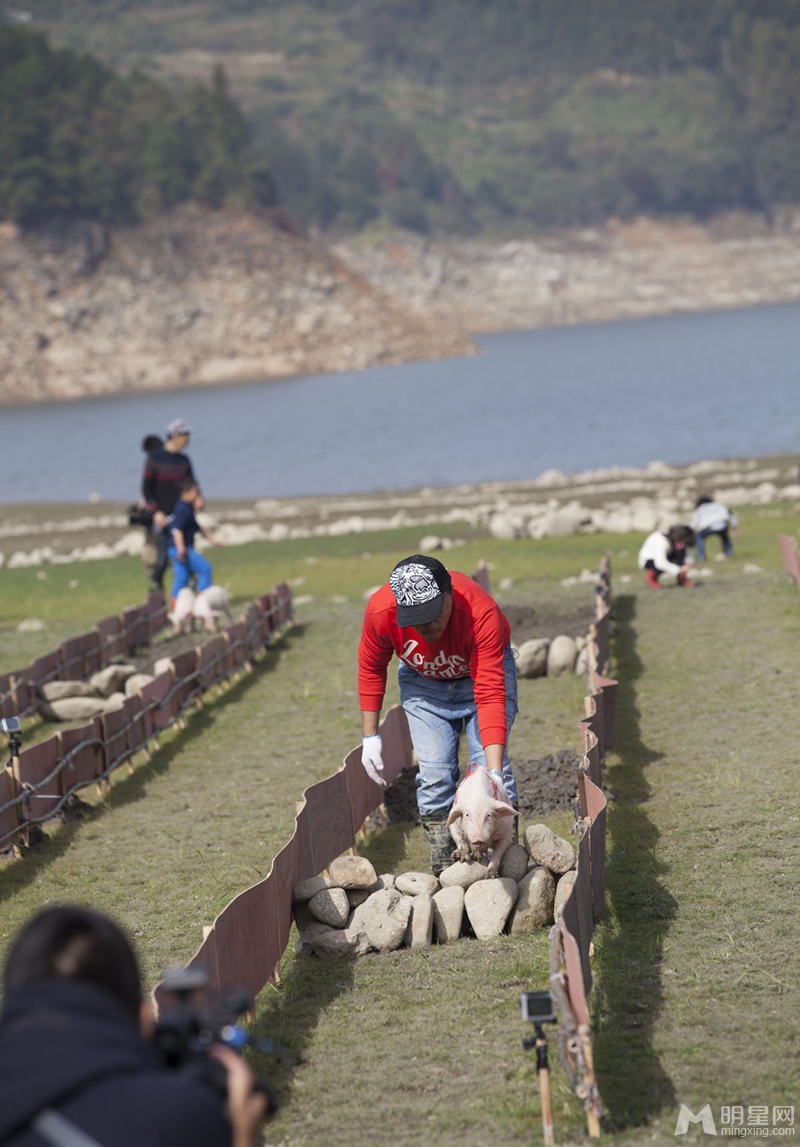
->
[5, 1, 800, 233]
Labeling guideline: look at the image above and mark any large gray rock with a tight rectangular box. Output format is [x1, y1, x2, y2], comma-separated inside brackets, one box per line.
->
[312, 929, 359, 959]
[432, 886, 465, 944]
[378, 873, 396, 890]
[554, 871, 577, 921]
[293, 874, 334, 902]
[153, 657, 173, 677]
[125, 672, 155, 697]
[293, 920, 334, 956]
[359, 889, 412, 952]
[524, 824, 576, 875]
[516, 638, 550, 679]
[104, 692, 127, 711]
[308, 887, 350, 928]
[498, 843, 529, 883]
[89, 664, 138, 698]
[465, 878, 518, 939]
[39, 680, 96, 702]
[40, 696, 109, 722]
[396, 871, 440, 897]
[509, 866, 555, 935]
[403, 894, 434, 950]
[546, 636, 577, 677]
[328, 856, 377, 889]
[439, 861, 488, 890]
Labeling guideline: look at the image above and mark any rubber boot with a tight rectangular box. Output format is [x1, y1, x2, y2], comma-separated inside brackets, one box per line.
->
[677, 570, 695, 588]
[421, 815, 456, 877]
[644, 567, 661, 589]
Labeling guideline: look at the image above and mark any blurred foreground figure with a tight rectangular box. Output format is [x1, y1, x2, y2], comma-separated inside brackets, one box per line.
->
[0, 906, 266, 1147]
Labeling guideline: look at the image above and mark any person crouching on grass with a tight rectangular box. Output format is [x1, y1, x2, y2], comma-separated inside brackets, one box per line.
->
[638, 524, 696, 588]
[168, 479, 223, 608]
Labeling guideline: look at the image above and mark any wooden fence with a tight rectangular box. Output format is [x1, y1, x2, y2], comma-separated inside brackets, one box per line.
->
[0, 585, 293, 854]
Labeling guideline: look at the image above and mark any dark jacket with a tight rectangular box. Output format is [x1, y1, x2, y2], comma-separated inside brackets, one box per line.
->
[0, 979, 231, 1147]
[141, 448, 196, 516]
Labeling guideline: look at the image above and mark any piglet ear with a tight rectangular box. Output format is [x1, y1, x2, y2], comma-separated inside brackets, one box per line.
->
[446, 806, 463, 826]
[492, 801, 519, 818]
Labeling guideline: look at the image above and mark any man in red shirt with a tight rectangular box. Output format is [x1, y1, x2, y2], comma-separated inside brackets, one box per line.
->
[358, 554, 518, 874]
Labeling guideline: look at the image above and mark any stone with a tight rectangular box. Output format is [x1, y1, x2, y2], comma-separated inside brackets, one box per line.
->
[438, 861, 489, 890]
[358, 889, 412, 952]
[342, 924, 372, 956]
[523, 824, 576, 875]
[547, 636, 577, 677]
[516, 638, 550, 679]
[574, 635, 587, 653]
[125, 672, 155, 697]
[419, 535, 443, 551]
[292, 901, 314, 935]
[89, 663, 138, 698]
[396, 871, 440, 897]
[153, 657, 173, 677]
[40, 696, 110, 721]
[308, 887, 350, 928]
[575, 646, 590, 675]
[293, 920, 333, 956]
[554, 871, 577, 921]
[403, 894, 434, 950]
[743, 563, 763, 574]
[498, 843, 529, 883]
[465, 878, 518, 939]
[432, 885, 465, 944]
[312, 929, 359, 959]
[378, 873, 396, 890]
[293, 874, 334, 902]
[509, 866, 556, 935]
[328, 855, 378, 889]
[104, 692, 127, 711]
[40, 680, 96, 701]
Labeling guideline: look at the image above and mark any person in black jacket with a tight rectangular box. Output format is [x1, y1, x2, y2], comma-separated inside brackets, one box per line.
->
[141, 418, 201, 592]
[0, 906, 267, 1147]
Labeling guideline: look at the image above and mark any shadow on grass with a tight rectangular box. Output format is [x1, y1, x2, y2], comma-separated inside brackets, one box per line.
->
[0, 627, 305, 906]
[592, 595, 677, 1130]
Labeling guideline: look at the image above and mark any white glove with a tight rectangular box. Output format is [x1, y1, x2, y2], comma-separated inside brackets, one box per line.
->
[361, 735, 386, 788]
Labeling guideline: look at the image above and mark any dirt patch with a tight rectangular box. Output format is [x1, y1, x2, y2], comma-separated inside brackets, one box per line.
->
[503, 602, 596, 644]
[513, 749, 584, 817]
[129, 627, 224, 675]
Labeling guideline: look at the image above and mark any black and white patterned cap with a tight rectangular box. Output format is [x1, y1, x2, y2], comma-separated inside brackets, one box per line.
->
[389, 555, 451, 628]
[166, 418, 192, 439]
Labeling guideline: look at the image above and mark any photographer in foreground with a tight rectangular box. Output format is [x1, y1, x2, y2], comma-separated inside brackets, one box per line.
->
[0, 906, 267, 1147]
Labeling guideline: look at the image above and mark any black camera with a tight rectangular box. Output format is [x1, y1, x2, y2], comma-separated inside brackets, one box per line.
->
[128, 504, 154, 529]
[0, 717, 21, 734]
[519, 990, 557, 1026]
[153, 965, 295, 1111]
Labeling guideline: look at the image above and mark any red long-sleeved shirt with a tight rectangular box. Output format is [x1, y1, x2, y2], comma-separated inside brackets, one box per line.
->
[358, 571, 511, 747]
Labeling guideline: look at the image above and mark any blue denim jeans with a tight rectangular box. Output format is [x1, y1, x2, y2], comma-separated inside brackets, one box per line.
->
[398, 643, 518, 817]
[695, 526, 732, 561]
[168, 545, 213, 596]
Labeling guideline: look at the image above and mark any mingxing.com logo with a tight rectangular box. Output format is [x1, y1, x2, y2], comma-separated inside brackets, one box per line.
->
[674, 1104, 795, 1137]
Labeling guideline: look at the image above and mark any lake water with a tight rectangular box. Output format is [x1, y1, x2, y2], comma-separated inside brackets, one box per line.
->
[2, 302, 799, 504]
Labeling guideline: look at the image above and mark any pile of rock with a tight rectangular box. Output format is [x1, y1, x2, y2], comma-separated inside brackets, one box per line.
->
[38, 663, 154, 721]
[293, 825, 576, 960]
[513, 634, 591, 679]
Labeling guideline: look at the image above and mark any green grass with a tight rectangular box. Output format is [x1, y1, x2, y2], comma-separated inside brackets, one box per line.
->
[2, 505, 800, 1144]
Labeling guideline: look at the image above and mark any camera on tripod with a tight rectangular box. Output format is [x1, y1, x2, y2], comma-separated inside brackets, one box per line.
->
[154, 964, 298, 1112]
[1, 717, 22, 761]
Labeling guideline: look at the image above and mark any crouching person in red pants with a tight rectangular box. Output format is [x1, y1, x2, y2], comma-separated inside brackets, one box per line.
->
[638, 525, 696, 588]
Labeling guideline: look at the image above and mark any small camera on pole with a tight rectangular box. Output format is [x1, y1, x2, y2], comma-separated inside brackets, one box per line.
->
[1, 717, 22, 763]
[520, 990, 557, 1146]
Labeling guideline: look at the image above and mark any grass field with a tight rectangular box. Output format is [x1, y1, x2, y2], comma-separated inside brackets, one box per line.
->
[1, 504, 800, 1145]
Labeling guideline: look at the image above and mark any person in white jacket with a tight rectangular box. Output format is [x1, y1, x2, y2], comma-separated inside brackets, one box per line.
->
[638, 525, 696, 588]
[691, 496, 739, 561]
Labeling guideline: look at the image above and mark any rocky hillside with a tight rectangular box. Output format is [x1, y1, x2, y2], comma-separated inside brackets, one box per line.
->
[0, 206, 474, 407]
[335, 213, 800, 333]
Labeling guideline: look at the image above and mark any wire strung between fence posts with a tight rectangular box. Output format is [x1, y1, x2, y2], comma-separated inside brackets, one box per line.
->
[0, 590, 292, 851]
